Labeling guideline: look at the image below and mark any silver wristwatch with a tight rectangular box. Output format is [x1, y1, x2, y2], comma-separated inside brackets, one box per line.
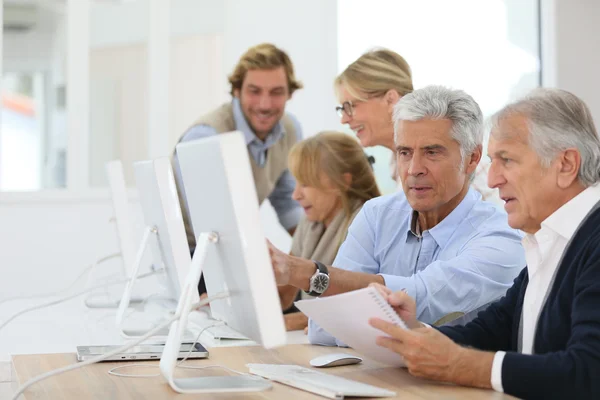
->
[306, 260, 330, 297]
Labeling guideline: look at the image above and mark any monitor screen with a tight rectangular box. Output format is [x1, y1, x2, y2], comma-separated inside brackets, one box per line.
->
[133, 158, 196, 305]
[176, 131, 286, 348]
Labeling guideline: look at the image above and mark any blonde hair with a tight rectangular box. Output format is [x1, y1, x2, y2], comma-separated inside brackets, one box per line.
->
[335, 48, 413, 101]
[289, 132, 381, 244]
[228, 43, 303, 97]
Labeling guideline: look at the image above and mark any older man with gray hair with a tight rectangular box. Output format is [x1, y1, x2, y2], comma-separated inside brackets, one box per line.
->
[370, 88, 600, 399]
[268, 85, 525, 344]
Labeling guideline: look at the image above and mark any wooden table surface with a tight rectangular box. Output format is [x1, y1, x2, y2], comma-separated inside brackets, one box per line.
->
[12, 344, 514, 399]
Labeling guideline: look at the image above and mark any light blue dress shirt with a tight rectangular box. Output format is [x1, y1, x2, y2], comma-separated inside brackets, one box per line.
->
[173, 98, 303, 231]
[308, 188, 526, 346]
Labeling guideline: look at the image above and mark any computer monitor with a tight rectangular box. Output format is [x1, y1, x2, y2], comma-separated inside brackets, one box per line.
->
[84, 160, 144, 309]
[160, 131, 286, 394]
[106, 160, 137, 274]
[115, 158, 199, 333]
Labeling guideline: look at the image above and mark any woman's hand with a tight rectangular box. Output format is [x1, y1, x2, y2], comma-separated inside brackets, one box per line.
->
[267, 240, 292, 285]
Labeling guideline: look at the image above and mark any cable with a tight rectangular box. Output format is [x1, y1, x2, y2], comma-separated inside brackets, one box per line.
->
[106, 316, 249, 380]
[93, 292, 163, 327]
[83, 274, 162, 310]
[107, 321, 225, 378]
[10, 293, 228, 400]
[176, 322, 224, 365]
[106, 364, 161, 378]
[0, 253, 121, 307]
[0, 269, 163, 334]
[11, 310, 180, 400]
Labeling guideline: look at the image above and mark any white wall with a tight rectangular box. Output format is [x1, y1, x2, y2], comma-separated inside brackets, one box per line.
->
[223, 0, 341, 137]
[90, 0, 224, 48]
[542, 0, 600, 125]
[0, 195, 134, 299]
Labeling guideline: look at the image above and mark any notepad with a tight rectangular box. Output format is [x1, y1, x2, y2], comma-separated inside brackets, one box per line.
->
[295, 286, 407, 367]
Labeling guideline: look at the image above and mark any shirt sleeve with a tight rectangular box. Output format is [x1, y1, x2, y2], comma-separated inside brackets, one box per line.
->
[307, 313, 349, 347]
[267, 116, 303, 230]
[491, 351, 506, 392]
[268, 170, 303, 230]
[380, 226, 525, 324]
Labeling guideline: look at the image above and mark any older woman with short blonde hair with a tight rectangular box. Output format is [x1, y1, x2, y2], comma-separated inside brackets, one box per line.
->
[279, 131, 380, 330]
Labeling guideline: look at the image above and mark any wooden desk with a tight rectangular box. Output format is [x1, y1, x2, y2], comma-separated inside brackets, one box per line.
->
[12, 344, 515, 399]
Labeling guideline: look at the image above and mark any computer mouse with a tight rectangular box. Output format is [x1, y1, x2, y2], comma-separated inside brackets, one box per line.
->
[309, 353, 363, 368]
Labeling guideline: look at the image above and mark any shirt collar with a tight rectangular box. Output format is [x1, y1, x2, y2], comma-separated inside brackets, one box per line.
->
[409, 210, 421, 237]
[405, 188, 481, 248]
[231, 97, 286, 146]
[541, 183, 600, 241]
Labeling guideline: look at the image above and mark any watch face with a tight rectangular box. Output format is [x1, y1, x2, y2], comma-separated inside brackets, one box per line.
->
[313, 274, 329, 293]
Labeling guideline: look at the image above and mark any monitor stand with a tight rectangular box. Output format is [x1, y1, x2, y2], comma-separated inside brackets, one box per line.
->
[160, 232, 271, 394]
[81, 251, 146, 309]
[115, 226, 160, 337]
[119, 295, 202, 342]
[114, 226, 196, 341]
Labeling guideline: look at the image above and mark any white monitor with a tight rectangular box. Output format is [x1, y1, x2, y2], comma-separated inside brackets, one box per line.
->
[133, 158, 196, 304]
[160, 131, 286, 394]
[84, 160, 144, 309]
[115, 158, 199, 332]
[106, 160, 136, 274]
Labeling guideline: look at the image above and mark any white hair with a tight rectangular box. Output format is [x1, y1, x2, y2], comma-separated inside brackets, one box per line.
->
[491, 88, 600, 187]
[393, 85, 483, 165]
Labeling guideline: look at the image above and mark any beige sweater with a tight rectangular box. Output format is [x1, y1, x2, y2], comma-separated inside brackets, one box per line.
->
[290, 203, 362, 265]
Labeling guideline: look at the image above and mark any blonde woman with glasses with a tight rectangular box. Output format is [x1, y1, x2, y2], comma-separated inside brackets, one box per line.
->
[335, 49, 500, 204]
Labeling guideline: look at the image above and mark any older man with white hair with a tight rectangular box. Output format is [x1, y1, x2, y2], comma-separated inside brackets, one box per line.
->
[268, 85, 526, 345]
[370, 88, 600, 399]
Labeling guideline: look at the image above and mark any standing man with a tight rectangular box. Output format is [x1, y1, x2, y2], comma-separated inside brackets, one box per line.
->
[173, 43, 304, 295]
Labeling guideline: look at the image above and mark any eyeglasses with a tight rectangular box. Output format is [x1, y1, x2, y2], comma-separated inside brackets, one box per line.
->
[335, 98, 371, 118]
[335, 100, 359, 118]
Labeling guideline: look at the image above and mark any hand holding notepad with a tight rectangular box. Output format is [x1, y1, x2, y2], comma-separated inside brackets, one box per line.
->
[295, 286, 408, 367]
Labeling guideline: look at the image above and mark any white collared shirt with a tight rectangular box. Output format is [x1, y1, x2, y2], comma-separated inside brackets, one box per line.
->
[491, 183, 600, 392]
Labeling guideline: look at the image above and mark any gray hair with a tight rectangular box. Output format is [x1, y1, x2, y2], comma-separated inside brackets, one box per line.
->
[393, 85, 483, 164]
[491, 88, 600, 187]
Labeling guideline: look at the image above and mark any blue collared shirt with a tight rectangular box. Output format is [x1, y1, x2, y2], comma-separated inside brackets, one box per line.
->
[173, 98, 303, 230]
[308, 188, 526, 346]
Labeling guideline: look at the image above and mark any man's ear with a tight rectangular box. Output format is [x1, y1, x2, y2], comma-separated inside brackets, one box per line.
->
[233, 88, 240, 98]
[556, 148, 581, 189]
[466, 145, 482, 175]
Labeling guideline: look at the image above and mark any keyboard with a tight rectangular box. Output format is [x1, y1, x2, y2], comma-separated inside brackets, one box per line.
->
[246, 364, 396, 399]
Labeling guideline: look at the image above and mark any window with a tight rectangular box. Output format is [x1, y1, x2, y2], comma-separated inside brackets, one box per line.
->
[0, 0, 225, 193]
[1, 72, 66, 191]
[1, 1, 67, 191]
